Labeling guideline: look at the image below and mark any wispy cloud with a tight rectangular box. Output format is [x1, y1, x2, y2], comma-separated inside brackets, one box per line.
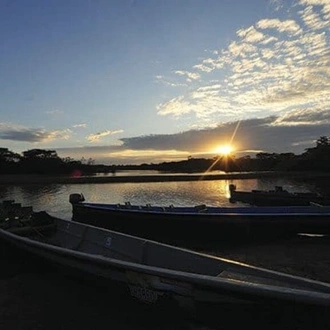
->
[156, 1, 330, 127]
[86, 129, 124, 142]
[271, 107, 330, 126]
[155, 75, 187, 87]
[0, 122, 71, 142]
[72, 123, 87, 128]
[299, 5, 330, 30]
[157, 97, 193, 117]
[236, 26, 266, 43]
[256, 18, 302, 34]
[270, 0, 284, 11]
[45, 110, 64, 116]
[174, 70, 200, 82]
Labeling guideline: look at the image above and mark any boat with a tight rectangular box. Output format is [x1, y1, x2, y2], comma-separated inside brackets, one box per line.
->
[69, 193, 330, 246]
[229, 184, 329, 206]
[2, 208, 330, 319]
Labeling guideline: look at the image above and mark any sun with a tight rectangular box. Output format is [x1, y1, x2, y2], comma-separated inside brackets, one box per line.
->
[213, 144, 234, 156]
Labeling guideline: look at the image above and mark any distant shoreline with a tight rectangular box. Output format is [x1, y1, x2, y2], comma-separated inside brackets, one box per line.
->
[1, 171, 329, 185]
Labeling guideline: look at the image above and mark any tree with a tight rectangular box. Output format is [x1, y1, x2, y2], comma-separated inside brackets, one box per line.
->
[22, 149, 59, 160]
[87, 158, 95, 165]
[316, 136, 329, 147]
[0, 148, 21, 163]
[300, 136, 330, 172]
[21, 149, 63, 174]
[0, 148, 21, 174]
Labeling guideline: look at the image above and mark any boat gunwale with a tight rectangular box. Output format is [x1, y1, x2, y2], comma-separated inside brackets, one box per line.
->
[76, 203, 330, 217]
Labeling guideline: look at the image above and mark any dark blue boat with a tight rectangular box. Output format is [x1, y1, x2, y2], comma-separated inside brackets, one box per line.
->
[69, 193, 330, 246]
[229, 184, 329, 206]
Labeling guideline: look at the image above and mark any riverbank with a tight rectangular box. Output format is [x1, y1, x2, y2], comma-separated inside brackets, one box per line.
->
[205, 234, 330, 283]
[1, 171, 330, 184]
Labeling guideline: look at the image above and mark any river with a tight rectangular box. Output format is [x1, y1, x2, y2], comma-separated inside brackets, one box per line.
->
[0, 175, 320, 220]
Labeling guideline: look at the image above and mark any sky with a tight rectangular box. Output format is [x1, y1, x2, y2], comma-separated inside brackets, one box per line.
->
[0, 0, 329, 165]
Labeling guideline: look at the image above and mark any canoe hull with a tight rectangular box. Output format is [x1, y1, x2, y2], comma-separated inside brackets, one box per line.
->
[2, 225, 329, 312]
[2, 211, 330, 328]
[0, 220, 284, 310]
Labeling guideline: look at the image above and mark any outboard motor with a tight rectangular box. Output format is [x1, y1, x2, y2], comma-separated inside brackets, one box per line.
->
[228, 184, 236, 204]
[229, 184, 236, 192]
[69, 193, 85, 204]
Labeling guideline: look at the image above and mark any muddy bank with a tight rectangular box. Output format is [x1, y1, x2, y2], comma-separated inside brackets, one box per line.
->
[203, 235, 330, 283]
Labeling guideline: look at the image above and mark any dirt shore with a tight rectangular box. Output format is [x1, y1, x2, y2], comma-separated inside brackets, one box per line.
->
[206, 235, 330, 283]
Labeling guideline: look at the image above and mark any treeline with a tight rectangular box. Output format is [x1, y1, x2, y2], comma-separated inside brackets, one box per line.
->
[1, 135, 330, 175]
[0, 148, 107, 175]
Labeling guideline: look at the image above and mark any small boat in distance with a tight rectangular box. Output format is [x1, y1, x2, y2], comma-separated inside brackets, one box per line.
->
[69, 193, 330, 246]
[229, 184, 329, 206]
[2, 206, 330, 319]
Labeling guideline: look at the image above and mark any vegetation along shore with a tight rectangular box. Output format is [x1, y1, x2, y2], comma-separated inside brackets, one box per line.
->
[0, 135, 330, 179]
[1, 170, 330, 185]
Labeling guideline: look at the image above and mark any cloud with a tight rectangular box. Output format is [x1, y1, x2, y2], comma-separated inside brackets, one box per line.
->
[299, 0, 330, 9]
[270, 0, 284, 11]
[271, 107, 330, 126]
[0, 123, 71, 142]
[256, 19, 302, 34]
[72, 123, 87, 128]
[193, 63, 214, 73]
[157, 96, 193, 117]
[55, 112, 330, 165]
[56, 145, 190, 165]
[154, 1, 330, 128]
[45, 110, 65, 116]
[155, 75, 187, 87]
[120, 115, 329, 155]
[299, 5, 330, 30]
[227, 41, 258, 57]
[86, 129, 124, 142]
[237, 26, 265, 43]
[174, 70, 201, 82]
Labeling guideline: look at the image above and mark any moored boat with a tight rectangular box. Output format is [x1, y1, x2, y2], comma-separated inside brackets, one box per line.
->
[2, 208, 330, 319]
[69, 193, 330, 246]
[229, 184, 329, 206]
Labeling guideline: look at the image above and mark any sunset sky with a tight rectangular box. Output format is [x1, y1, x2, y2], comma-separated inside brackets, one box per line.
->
[1, 0, 329, 164]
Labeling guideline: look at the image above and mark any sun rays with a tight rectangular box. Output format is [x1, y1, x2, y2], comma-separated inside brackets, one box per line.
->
[200, 120, 242, 178]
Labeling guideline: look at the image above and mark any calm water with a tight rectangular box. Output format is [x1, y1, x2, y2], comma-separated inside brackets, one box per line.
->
[0, 176, 318, 219]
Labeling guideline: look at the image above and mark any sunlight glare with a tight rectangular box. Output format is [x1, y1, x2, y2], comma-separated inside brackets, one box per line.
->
[214, 144, 234, 156]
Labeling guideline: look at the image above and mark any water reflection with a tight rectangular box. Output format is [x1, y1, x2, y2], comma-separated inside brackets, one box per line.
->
[0, 177, 322, 221]
[92, 170, 227, 177]
[18, 184, 62, 199]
